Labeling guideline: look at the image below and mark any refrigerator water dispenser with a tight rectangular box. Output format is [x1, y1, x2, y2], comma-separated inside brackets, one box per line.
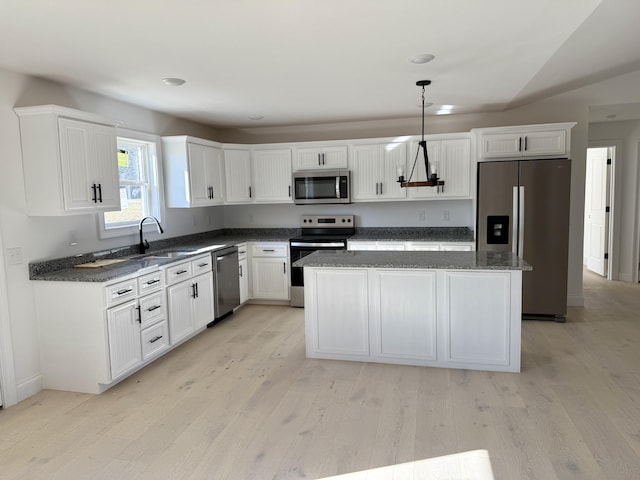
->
[487, 216, 509, 244]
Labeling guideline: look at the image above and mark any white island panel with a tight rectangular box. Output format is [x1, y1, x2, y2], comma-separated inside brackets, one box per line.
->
[372, 270, 437, 362]
[443, 271, 513, 367]
[306, 268, 370, 358]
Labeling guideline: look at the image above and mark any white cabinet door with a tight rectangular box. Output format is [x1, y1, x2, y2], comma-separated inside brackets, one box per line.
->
[223, 148, 252, 203]
[350, 142, 407, 201]
[521, 130, 567, 157]
[252, 149, 292, 203]
[167, 280, 195, 344]
[372, 270, 437, 361]
[350, 144, 381, 200]
[239, 257, 249, 304]
[59, 118, 120, 212]
[439, 139, 471, 198]
[295, 146, 348, 170]
[380, 142, 407, 200]
[251, 257, 289, 300]
[107, 299, 142, 379]
[480, 133, 522, 158]
[193, 272, 215, 329]
[307, 269, 370, 357]
[188, 142, 224, 206]
[443, 271, 513, 367]
[477, 126, 570, 159]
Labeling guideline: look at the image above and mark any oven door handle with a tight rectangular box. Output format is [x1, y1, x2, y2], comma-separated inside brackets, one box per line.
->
[290, 241, 346, 248]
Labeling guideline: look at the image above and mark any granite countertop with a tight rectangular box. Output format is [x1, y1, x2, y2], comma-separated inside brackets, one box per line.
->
[350, 227, 474, 242]
[29, 227, 479, 283]
[293, 250, 532, 271]
[30, 228, 298, 283]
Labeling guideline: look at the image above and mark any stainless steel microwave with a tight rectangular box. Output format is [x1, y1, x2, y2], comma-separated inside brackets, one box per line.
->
[292, 170, 351, 205]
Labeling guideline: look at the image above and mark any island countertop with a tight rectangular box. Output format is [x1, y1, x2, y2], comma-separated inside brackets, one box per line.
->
[294, 250, 532, 270]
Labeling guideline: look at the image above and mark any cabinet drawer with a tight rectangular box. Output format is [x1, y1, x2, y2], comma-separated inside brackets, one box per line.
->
[141, 321, 169, 360]
[237, 243, 248, 260]
[191, 255, 213, 275]
[166, 261, 193, 285]
[105, 279, 138, 307]
[251, 243, 288, 257]
[137, 271, 164, 294]
[139, 290, 166, 328]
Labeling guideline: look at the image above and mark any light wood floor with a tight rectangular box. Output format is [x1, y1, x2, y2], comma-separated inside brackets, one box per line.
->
[1, 270, 639, 480]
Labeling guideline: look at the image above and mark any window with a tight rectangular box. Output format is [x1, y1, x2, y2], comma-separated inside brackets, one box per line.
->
[98, 130, 163, 238]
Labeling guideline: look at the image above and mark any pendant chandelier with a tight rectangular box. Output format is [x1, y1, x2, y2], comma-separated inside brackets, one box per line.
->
[398, 80, 444, 190]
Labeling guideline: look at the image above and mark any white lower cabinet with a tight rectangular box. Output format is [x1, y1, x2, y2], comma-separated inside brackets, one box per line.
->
[238, 243, 249, 304]
[106, 299, 143, 379]
[304, 267, 521, 372]
[33, 254, 214, 395]
[166, 255, 214, 343]
[249, 242, 290, 301]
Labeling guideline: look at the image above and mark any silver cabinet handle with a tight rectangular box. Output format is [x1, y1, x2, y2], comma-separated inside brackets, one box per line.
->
[176, 269, 188, 275]
[524, 136, 528, 151]
[149, 335, 163, 344]
[249, 186, 252, 198]
[145, 279, 160, 286]
[318, 153, 321, 166]
[380, 182, 383, 195]
[148, 305, 161, 312]
[283, 262, 286, 274]
[198, 262, 209, 267]
[117, 287, 133, 295]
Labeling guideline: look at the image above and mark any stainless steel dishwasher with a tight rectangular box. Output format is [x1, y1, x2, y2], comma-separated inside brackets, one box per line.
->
[208, 245, 240, 326]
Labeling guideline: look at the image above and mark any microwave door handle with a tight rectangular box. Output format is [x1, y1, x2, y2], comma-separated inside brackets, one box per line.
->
[335, 177, 340, 198]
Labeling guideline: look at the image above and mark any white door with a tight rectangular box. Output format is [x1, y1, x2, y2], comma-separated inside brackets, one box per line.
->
[584, 147, 609, 276]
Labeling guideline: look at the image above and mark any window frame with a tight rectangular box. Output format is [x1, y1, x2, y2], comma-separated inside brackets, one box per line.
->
[97, 129, 165, 239]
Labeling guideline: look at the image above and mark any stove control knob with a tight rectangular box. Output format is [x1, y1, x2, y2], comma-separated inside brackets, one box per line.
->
[341, 219, 345, 222]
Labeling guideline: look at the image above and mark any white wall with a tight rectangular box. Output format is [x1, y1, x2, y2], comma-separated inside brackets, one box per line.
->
[223, 200, 473, 229]
[588, 120, 640, 282]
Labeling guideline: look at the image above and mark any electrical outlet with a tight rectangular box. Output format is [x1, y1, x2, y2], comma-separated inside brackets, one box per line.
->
[443, 210, 450, 221]
[418, 210, 426, 221]
[6, 247, 23, 265]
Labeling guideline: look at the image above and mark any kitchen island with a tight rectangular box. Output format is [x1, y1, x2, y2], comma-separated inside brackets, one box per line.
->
[294, 250, 531, 373]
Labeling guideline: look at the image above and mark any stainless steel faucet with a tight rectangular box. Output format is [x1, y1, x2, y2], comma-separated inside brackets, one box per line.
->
[139, 216, 164, 253]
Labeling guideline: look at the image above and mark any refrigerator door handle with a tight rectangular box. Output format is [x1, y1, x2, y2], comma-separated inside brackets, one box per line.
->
[518, 186, 525, 256]
[512, 186, 518, 255]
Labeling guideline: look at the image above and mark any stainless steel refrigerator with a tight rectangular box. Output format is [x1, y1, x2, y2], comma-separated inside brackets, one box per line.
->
[476, 158, 571, 319]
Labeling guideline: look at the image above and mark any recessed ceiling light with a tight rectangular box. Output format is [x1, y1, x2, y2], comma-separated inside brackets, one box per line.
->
[605, 114, 617, 120]
[248, 114, 264, 121]
[161, 77, 186, 86]
[408, 54, 435, 64]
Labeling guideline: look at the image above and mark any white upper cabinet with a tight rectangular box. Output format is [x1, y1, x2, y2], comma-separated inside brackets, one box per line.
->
[350, 141, 407, 201]
[474, 123, 575, 160]
[15, 105, 121, 216]
[293, 145, 348, 170]
[223, 147, 252, 203]
[162, 136, 224, 208]
[408, 136, 471, 199]
[251, 148, 293, 203]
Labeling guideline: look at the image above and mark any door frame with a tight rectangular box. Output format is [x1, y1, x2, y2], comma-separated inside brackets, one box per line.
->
[0, 227, 18, 407]
[586, 140, 621, 281]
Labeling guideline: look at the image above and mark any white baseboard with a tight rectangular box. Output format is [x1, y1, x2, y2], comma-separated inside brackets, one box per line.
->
[567, 295, 584, 307]
[619, 273, 633, 282]
[16, 374, 43, 403]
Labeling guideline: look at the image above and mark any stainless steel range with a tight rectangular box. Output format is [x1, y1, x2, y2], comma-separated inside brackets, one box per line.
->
[289, 214, 355, 307]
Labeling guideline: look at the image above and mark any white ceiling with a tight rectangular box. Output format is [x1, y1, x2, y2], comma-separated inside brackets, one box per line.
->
[2, 0, 640, 128]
